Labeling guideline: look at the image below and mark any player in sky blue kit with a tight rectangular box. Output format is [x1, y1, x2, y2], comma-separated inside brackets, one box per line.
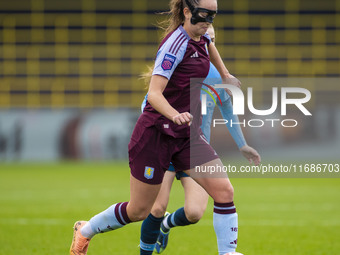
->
[70, 1, 259, 255]
[139, 25, 261, 255]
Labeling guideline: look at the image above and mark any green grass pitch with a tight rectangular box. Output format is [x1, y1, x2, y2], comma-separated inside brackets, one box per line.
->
[0, 162, 339, 255]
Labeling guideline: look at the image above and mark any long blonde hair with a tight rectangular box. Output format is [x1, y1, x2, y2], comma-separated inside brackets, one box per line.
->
[140, 0, 200, 86]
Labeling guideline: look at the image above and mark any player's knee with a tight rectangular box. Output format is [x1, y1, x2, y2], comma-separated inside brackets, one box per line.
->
[186, 207, 205, 223]
[151, 204, 167, 218]
[133, 211, 149, 221]
[213, 184, 234, 202]
[228, 184, 234, 198]
[223, 184, 234, 201]
[128, 207, 151, 222]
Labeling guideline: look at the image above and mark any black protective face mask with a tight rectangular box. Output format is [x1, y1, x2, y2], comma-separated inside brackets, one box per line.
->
[185, 0, 217, 24]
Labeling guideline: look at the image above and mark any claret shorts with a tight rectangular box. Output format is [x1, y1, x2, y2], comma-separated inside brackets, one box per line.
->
[128, 117, 218, 185]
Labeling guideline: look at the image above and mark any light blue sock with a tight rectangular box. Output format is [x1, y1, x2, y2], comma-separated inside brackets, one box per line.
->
[213, 202, 238, 255]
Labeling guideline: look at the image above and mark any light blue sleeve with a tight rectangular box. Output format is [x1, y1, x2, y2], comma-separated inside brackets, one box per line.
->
[152, 29, 188, 80]
[201, 62, 247, 148]
[200, 90, 216, 143]
[200, 62, 220, 143]
[141, 93, 148, 113]
[217, 91, 247, 149]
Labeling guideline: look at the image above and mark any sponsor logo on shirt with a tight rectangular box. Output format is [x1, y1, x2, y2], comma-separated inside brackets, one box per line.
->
[161, 54, 176, 71]
[144, 166, 155, 179]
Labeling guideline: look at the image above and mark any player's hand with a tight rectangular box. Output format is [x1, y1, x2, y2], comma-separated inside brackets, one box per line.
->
[222, 74, 241, 96]
[172, 112, 193, 126]
[240, 145, 261, 166]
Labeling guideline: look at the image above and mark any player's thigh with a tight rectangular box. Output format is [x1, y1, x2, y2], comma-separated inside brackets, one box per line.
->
[181, 176, 209, 221]
[151, 171, 176, 217]
[184, 158, 234, 203]
[172, 132, 218, 174]
[127, 174, 162, 221]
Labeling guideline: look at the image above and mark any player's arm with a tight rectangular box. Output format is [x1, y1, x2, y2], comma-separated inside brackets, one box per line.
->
[218, 98, 261, 165]
[208, 42, 241, 91]
[200, 89, 216, 143]
[218, 97, 246, 148]
[147, 75, 192, 126]
[149, 30, 192, 125]
[208, 42, 229, 78]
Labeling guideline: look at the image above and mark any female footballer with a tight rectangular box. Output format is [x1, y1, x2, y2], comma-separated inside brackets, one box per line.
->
[70, 0, 251, 254]
[139, 25, 261, 254]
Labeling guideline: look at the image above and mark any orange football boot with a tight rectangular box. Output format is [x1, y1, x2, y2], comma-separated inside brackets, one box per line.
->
[70, 221, 91, 255]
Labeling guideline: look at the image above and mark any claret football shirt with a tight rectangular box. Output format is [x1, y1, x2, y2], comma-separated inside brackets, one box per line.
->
[142, 25, 211, 138]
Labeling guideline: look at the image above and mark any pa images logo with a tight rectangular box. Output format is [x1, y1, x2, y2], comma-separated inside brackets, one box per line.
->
[144, 166, 155, 179]
[161, 54, 176, 71]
